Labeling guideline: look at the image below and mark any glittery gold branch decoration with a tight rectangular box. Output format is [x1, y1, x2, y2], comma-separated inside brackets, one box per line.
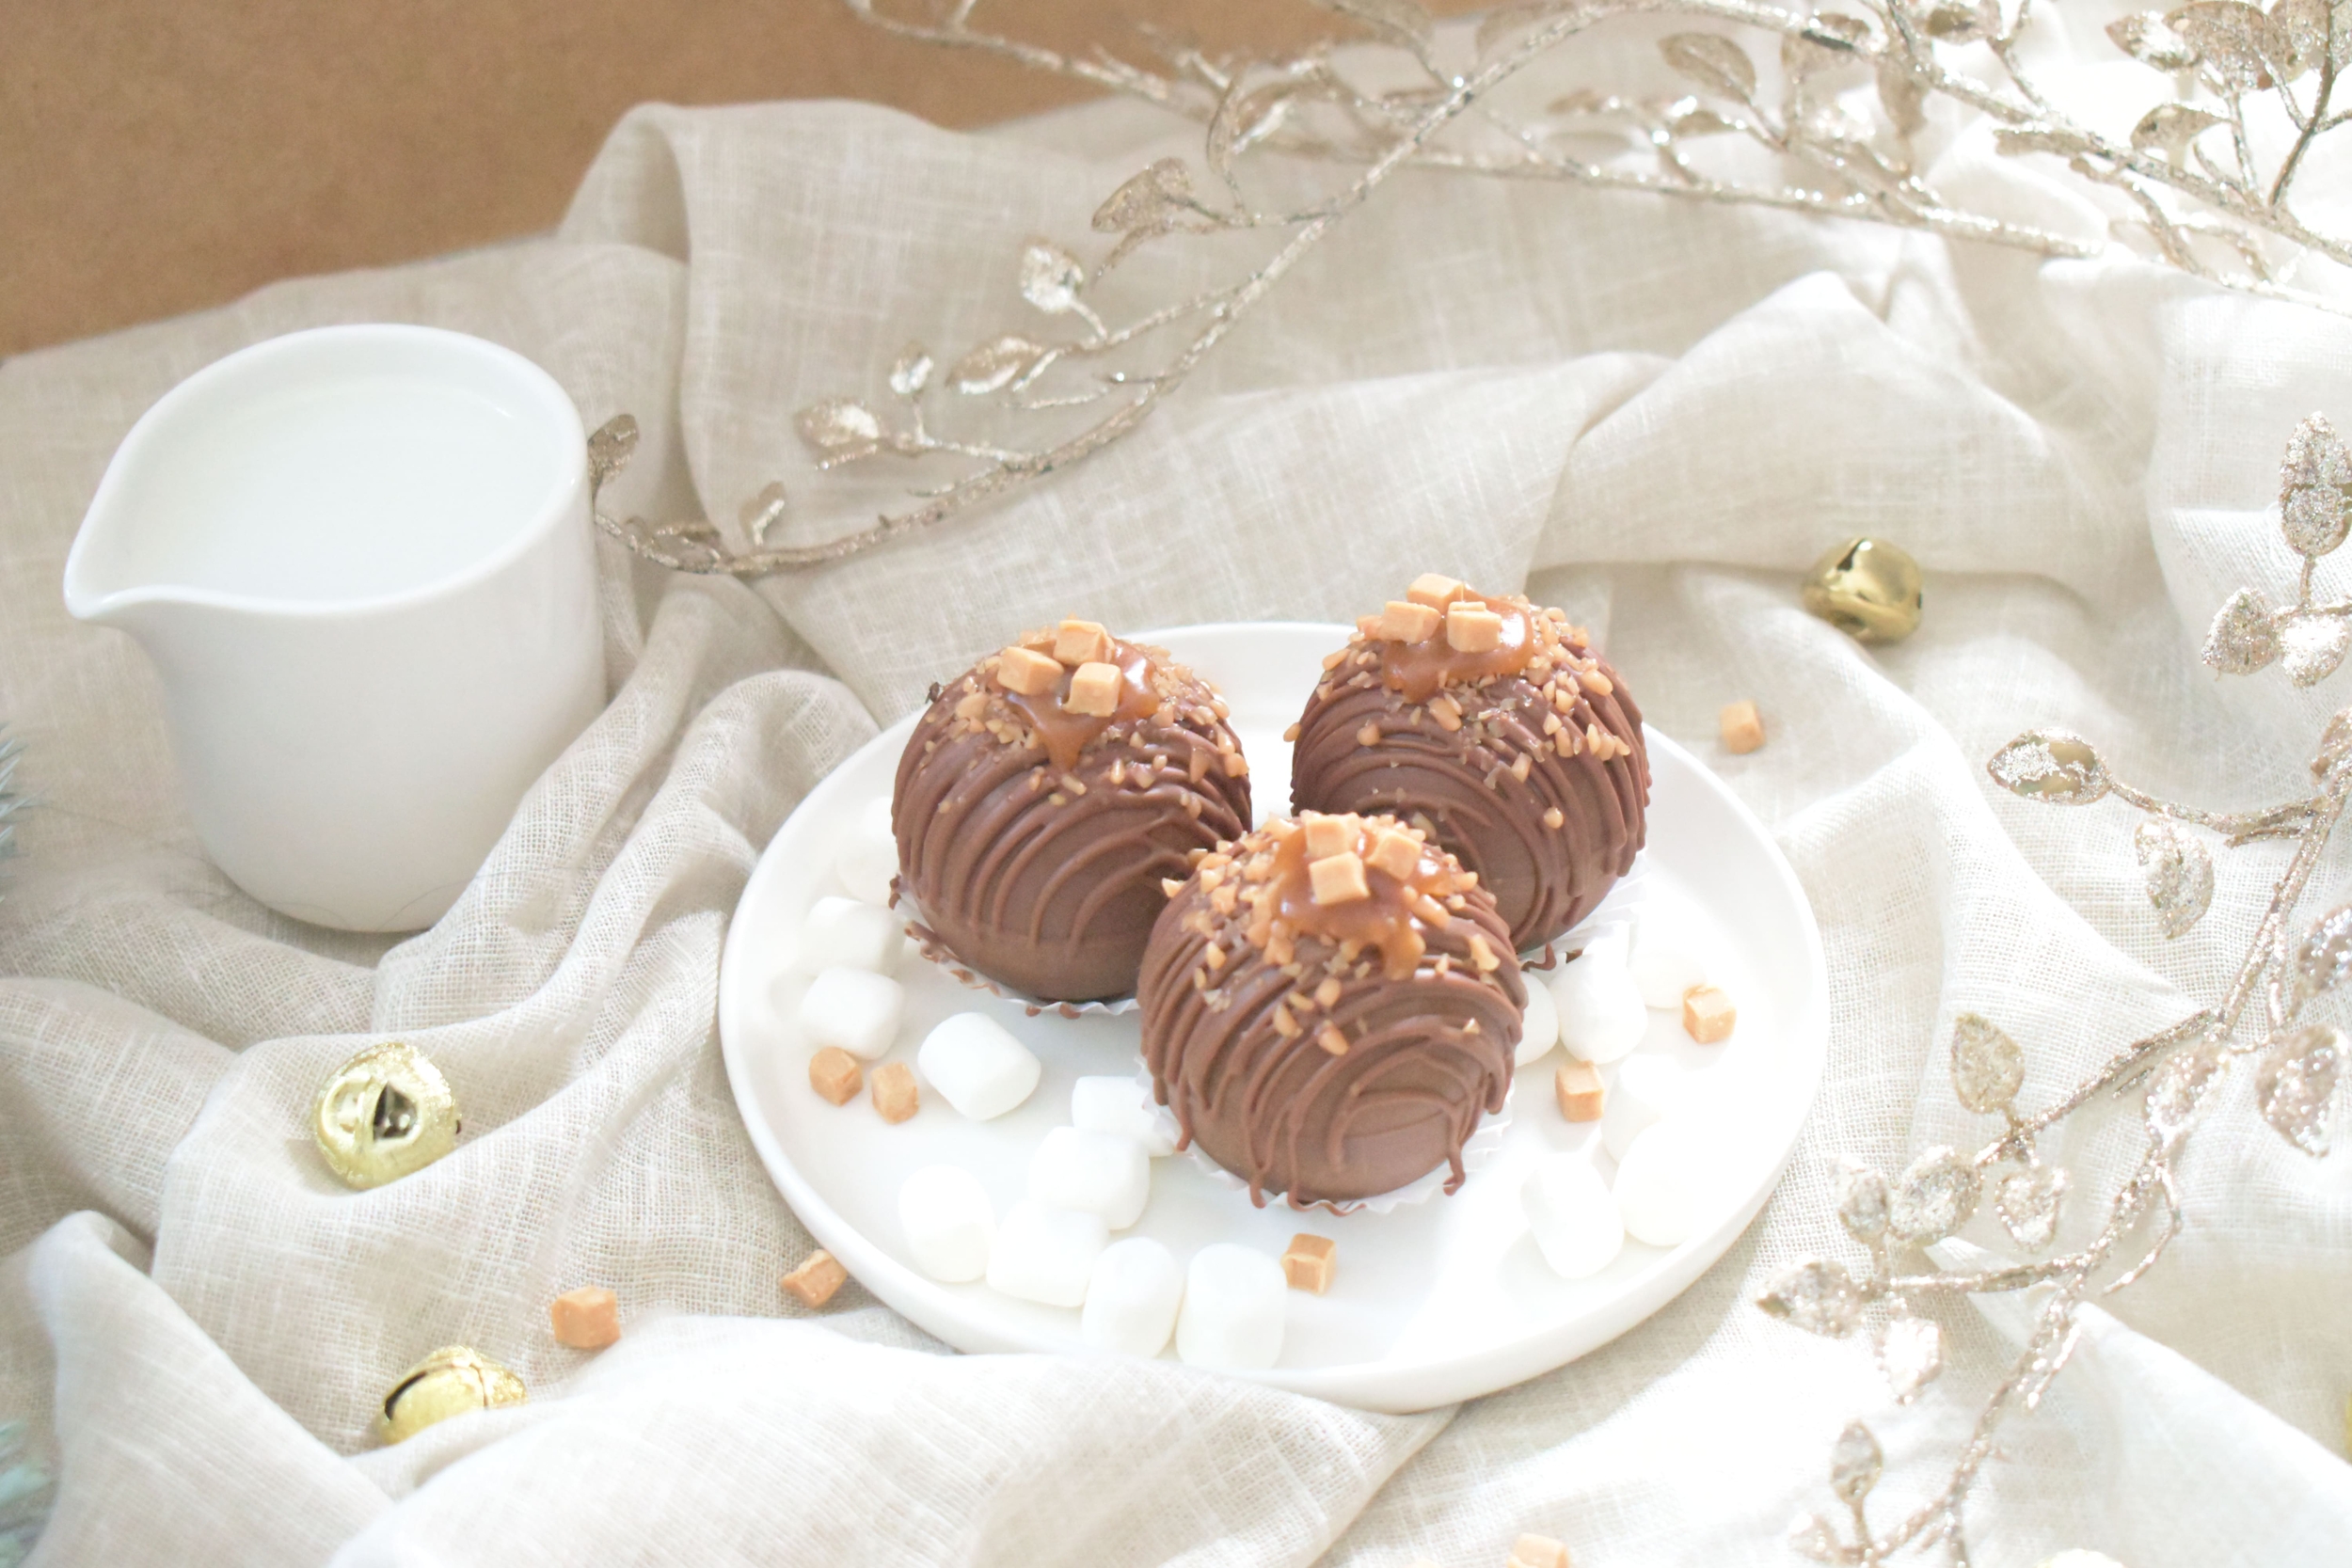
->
[1759, 414, 2352, 1565]
[598, 0, 2351, 575]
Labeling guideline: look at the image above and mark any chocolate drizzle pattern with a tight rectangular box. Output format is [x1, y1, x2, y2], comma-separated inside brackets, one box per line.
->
[1289, 578, 1648, 952]
[894, 621, 1251, 1003]
[1139, 813, 1522, 1208]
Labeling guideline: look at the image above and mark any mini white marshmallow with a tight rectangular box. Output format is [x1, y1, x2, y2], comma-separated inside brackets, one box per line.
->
[796, 966, 904, 1060]
[1613, 1117, 1722, 1247]
[1601, 1054, 1692, 1161]
[1515, 975, 1561, 1066]
[834, 796, 899, 907]
[794, 895, 900, 974]
[1028, 1126, 1151, 1230]
[1176, 1243, 1287, 1370]
[1552, 927, 1647, 1064]
[985, 1200, 1107, 1307]
[1071, 1075, 1179, 1158]
[1521, 1153, 1624, 1280]
[898, 1164, 994, 1282]
[916, 1012, 1041, 1121]
[1081, 1237, 1184, 1357]
[1629, 923, 1708, 1010]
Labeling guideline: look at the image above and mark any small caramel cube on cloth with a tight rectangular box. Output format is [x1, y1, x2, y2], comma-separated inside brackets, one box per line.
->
[782, 1250, 849, 1307]
[870, 1061, 919, 1123]
[1508, 1533, 1572, 1568]
[549, 1287, 620, 1350]
[1720, 700, 1765, 754]
[1282, 1234, 1337, 1294]
[809, 1046, 863, 1105]
[1554, 1061, 1606, 1121]
[1683, 985, 1737, 1043]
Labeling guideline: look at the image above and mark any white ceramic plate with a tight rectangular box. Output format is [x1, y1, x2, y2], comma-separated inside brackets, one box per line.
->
[719, 623, 1827, 1413]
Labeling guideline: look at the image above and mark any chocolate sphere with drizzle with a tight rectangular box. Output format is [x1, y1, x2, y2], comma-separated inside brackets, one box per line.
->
[894, 618, 1252, 1003]
[1140, 812, 1521, 1208]
[1288, 575, 1648, 953]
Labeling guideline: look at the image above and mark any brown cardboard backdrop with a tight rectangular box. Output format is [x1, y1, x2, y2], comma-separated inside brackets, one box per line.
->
[0, 0, 1474, 357]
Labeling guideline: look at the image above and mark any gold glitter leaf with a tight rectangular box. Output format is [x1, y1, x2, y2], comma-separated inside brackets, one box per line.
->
[1829, 1420, 1883, 1503]
[2280, 613, 2351, 688]
[1018, 242, 1088, 316]
[1987, 730, 2110, 803]
[2107, 10, 2203, 68]
[1951, 1012, 2026, 1113]
[949, 337, 1046, 396]
[2255, 1022, 2341, 1156]
[1924, 2, 1986, 38]
[1877, 60, 1928, 136]
[795, 399, 883, 458]
[1887, 1146, 1979, 1243]
[1878, 1315, 1945, 1402]
[1092, 158, 1200, 235]
[888, 342, 934, 398]
[1757, 1259, 1867, 1336]
[2295, 903, 2352, 1002]
[2165, 2, 2280, 90]
[1660, 33, 1758, 101]
[739, 483, 788, 548]
[1834, 1155, 1891, 1242]
[2267, 0, 2328, 77]
[2130, 103, 2227, 159]
[2132, 819, 2215, 937]
[586, 414, 640, 492]
[1994, 1163, 2067, 1250]
[2144, 1039, 2221, 1144]
[2202, 587, 2281, 674]
[2280, 412, 2352, 557]
[1787, 1514, 1840, 1562]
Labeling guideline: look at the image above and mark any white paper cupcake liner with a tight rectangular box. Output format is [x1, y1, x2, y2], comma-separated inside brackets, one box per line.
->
[1518, 850, 1650, 973]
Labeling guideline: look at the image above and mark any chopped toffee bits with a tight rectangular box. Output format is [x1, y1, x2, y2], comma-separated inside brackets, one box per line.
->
[1720, 698, 1765, 753]
[549, 1286, 621, 1350]
[1682, 985, 1737, 1043]
[809, 1046, 863, 1106]
[1281, 1233, 1338, 1294]
[870, 1061, 920, 1123]
[1554, 1059, 1606, 1121]
[781, 1249, 850, 1307]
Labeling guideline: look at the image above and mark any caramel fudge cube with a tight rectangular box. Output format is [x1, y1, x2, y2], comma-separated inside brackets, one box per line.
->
[781, 1249, 849, 1307]
[1682, 985, 1737, 1043]
[870, 1060, 920, 1123]
[1281, 1233, 1337, 1294]
[1406, 573, 1466, 609]
[1309, 850, 1370, 905]
[996, 644, 1062, 695]
[1065, 660, 1122, 718]
[1554, 1060, 1605, 1121]
[549, 1286, 620, 1350]
[1053, 617, 1111, 666]
[1719, 700, 1765, 754]
[809, 1046, 863, 1106]
[1446, 602, 1503, 653]
[1507, 1534, 1572, 1568]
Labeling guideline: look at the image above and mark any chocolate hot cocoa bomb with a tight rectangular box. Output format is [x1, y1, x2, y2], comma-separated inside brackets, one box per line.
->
[1139, 812, 1522, 1208]
[1288, 575, 1649, 953]
[893, 618, 1252, 1003]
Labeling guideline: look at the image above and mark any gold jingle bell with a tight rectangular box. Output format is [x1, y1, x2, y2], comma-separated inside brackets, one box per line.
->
[1802, 537, 1923, 643]
[311, 1041, 459, 1190]
[376, 1346, 527, 1444]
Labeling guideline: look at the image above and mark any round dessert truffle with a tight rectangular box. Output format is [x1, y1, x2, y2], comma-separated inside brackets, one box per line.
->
[894, 617, 1252, 1003]
[1288, 575, 1648, 953]
[1139, 812, 1522, 1208]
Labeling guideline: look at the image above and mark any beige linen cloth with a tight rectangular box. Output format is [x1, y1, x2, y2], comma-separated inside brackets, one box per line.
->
[6, 40, 2352, 1568]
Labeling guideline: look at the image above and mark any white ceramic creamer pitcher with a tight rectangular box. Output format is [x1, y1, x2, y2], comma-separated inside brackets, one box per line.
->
[63, 325, 604, 931]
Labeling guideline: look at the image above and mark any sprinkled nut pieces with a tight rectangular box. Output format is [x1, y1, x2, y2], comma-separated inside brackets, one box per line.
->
[1281, 1233, 1337, 1293]
[549, 1287, 620, 1350]
[1554, 1059, 1605, 1121]
[870, 1061, 920, 1123]
[376, 1346, 525, 1445]
[1802, 536, 1923, 643]
[1720, 699, 1765, 754]
[1683, 985, 1737, 1043]
[311, 1040, 460, 1190]
[808, 1045, 863, 1106]
[782, 1249, 849, 1307]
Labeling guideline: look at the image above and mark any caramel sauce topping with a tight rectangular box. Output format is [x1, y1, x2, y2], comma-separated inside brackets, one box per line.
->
[998, 635, 1164, 772]
[1233, 815, 1463, 981]
[1376, 592, 1535, 704]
